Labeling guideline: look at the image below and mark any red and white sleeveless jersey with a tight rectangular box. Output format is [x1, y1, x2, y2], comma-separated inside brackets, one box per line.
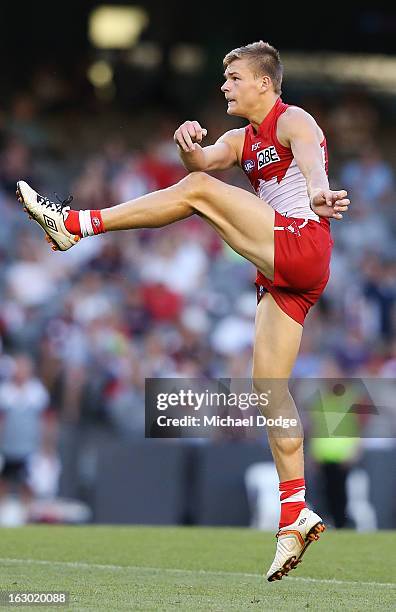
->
[241, 98, 328, 222]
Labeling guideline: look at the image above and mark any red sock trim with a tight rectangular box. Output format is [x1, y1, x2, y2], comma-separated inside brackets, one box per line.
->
[64, 210, 82, 237]
[279, 478, 307, 528]
[90, 210, 105, 234]
[280, 478, 305, 502]
[64, 210, 105, 237]
[279, 501, 307, 528]
[279, 478, 305, 491]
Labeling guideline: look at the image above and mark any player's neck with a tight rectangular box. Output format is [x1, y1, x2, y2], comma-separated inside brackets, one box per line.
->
[248, 94, 280, 133]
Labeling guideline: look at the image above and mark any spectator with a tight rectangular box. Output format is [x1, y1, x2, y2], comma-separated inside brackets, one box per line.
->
[0, 354, 52, 511]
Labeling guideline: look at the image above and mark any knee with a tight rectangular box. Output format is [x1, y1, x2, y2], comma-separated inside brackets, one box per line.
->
[178, 171, 215, 204]
[271, 435, 304, 457]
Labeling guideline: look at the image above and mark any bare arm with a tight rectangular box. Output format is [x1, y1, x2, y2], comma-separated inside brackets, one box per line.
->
[278, 108, 350, 220]
[174, 121, 242, 172]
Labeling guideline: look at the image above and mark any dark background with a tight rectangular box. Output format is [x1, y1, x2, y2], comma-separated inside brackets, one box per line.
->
[3, 4, 396, 97]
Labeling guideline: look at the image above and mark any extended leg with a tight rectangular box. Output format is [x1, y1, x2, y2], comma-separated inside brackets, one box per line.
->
[101, 172, 275, 279]
[17, 172, 275, 278]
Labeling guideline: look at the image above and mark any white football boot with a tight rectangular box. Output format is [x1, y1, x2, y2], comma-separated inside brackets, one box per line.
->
[16, 180, 80, 251]
[266, 507, 326, 582]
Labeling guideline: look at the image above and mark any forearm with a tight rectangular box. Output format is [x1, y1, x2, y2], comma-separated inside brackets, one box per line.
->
[178, 144, 208, 171]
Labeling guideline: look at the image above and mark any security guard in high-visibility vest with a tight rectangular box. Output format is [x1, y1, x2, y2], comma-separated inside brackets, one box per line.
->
[308, 382, 362, 528]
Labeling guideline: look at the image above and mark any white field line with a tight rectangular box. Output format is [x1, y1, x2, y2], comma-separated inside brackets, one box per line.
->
[0, 557, 395, 588]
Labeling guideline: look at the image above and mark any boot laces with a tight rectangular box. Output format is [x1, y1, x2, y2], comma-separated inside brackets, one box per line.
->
[37, 192, 73, 215]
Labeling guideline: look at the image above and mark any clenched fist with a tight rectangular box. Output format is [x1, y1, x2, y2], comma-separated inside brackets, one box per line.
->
[174, 120, 208, 153]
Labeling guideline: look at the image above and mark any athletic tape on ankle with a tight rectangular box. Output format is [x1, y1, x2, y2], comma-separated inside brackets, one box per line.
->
[79, 210, 94, 237]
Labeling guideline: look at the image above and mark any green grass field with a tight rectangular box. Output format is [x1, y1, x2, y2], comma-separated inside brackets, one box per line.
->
[0, 526, 394, 610]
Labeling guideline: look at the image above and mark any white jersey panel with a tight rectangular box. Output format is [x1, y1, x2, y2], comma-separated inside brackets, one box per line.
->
[256, 159, 320, 222]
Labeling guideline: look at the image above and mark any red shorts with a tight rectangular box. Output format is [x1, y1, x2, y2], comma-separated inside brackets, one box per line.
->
[256, 211, 333, 325]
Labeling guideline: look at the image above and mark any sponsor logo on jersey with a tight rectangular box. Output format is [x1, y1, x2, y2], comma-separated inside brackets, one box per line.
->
[251, 142, 261, 151]
[243, 159, 255, 173]
[257, 145, 280, 170]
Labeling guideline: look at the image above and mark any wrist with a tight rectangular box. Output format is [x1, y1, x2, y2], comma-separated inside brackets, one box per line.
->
[308, 188, 324, 211]
[179, 147, 205, 170]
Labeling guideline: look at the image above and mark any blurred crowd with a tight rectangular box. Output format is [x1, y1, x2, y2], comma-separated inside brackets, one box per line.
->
[0, 79, 395, 525]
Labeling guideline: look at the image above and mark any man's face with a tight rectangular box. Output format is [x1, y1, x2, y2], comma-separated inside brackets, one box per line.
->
[221, 59, 263, 117]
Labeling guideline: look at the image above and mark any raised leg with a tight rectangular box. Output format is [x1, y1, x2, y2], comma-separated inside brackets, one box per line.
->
[102, 171, 276, 279]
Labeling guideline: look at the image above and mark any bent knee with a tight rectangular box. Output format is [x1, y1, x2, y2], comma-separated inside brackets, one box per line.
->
[179, 171, 217, 203]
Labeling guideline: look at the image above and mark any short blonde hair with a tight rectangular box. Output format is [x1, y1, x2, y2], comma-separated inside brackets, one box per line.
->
[223, 41, 283, 95]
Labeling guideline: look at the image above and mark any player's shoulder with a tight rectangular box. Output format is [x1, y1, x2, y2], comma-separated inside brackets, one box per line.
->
[217, 127, 246, 144]
[280, 105, 318, 127]
[278, 105, 322, 143]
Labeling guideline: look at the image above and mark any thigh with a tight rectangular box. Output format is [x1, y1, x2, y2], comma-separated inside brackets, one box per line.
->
[188, 173, 275, 279]
[253, 292, 303, 379]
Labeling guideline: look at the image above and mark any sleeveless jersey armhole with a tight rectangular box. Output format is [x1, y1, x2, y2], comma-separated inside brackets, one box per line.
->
[241, 125, 251, 167]
[271, 105, 292, 154]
